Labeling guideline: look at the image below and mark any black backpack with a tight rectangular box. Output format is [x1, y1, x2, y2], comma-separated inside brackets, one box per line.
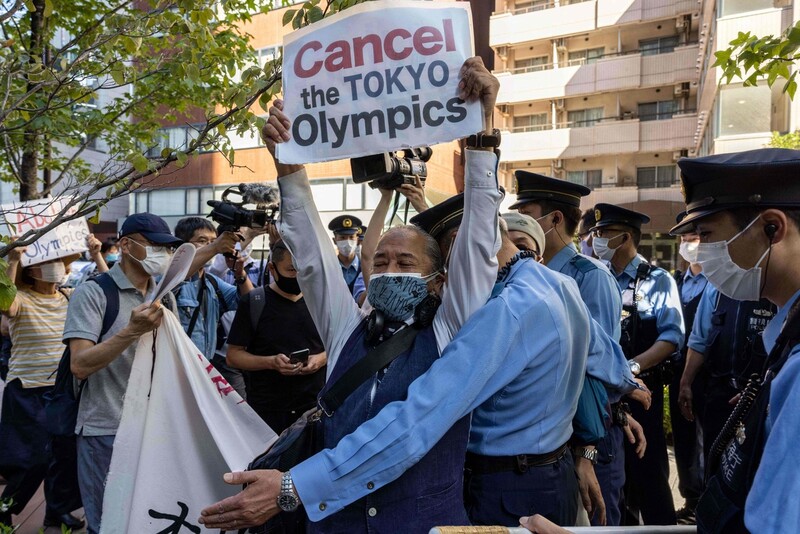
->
[44, 273, 119, 436]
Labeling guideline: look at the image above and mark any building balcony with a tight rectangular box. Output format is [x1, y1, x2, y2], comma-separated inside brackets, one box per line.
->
[496, 44, 699, 104]
[490, 0, 698, 46]
[501, 112, 697, 163]
[582, 184, 683, 206]
[717, 7, 793, 49]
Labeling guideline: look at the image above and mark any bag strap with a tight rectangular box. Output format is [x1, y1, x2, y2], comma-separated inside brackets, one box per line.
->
[186, 278, 207, 337]
[319, 325, 421, 416]
[92, 272, 120, 339]
[249, 286, 267, 333]
[206, 274, 228, 314]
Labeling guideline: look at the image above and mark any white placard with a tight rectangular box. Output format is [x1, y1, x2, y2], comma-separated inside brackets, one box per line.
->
[277, 0, 482, 164]
[148, 243, 197, 305]
[0, 197, 89, 267]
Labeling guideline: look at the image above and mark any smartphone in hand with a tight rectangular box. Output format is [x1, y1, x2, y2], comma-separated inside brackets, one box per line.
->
[289, 348, 310, 365]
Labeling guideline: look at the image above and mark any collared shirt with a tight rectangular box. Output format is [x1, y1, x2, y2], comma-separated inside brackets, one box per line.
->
[681, 269, 708, 305]
[277, 149, 502, 378]
[547, 243, 634, 399]
[340, 255, 366, 301]
[611, 254, 685, 350]
[687, 285, 718, 354]
[173, 272, 239, 360]
[745, 288, 800, 533]
[291, 258, 614, 520]
[219, 262, 265, 287]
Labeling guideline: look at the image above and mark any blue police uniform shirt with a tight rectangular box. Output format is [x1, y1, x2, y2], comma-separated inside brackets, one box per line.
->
[681, 269, 708, 304]
[340, 255, 365, 301]
[744, 288, 800, 533]
[174, 273, 238, 359]
[290, 258, 622, 516]
[687, 285, 718, 354]
[611, 254, 685, 350]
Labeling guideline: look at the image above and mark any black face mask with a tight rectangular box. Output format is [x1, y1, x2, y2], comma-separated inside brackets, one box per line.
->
[274, 267, 301, 295]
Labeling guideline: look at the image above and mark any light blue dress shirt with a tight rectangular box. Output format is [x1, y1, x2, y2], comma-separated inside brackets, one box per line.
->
[687, 285, 719, 354]
[611, 254, 685, 350]
[290, 258, 616, 520]
[174, 273, 238, 359]
[744, 288, 800, 533]
[340, 255, 365, 301]
[681, 269, 708, 305]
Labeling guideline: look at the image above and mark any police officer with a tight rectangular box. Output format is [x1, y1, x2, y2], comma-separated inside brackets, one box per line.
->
[592, 203, 684, 526]
[511, 173, 642, 526]
[328, 214, 365, 301]
[671, 224, 709, 524]
[670, 148, 800, 533]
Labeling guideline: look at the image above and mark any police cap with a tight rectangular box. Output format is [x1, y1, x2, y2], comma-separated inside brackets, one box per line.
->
[410, 193, 464, 242]
[328, 214, 363, 236]
[671, 148, 800, 234]
[592, 203, 650, 231]
[509, 171, 590, 210]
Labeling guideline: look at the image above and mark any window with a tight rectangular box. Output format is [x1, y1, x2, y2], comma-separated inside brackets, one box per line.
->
[638, 100, 679, 121]
[149, 190, 187, 216]
[513, 113, 549, 132]
[310, 178, 392, 212]
[513, 0, 552, 14]
[567, 107, 604, 128]
[147, 125, 200, 157]
[717, 84, 771, 136]
[514, 56, 549, 73]
[639, 36, 679, 56]
[567, 170, 602, 189]
[720, 0, 774, 17]
[567, 47, 604, 66]
[637, 166, 677, 189]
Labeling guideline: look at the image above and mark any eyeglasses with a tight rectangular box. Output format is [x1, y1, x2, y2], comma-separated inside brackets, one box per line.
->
[126, 238, 170, 254]
[189, 237, 214, 247]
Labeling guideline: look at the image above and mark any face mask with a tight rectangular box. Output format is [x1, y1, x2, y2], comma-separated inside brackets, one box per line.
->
[274, 268, 302, 295]
[105, 253, 120, 263]
[33, 261, 66, 283]
[592, 233, 625, 261]
[694, 217, 770, 301]
[535, 214, 555, 236]
[336, 239, 357, 258]
[678, 241, 699, 264]
[368, 272, 439, 321]
[128, 245, 172, 277]
[580, 239, 594, 257]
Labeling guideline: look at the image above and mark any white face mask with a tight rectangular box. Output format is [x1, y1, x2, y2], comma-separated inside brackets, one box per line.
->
[694, 216, 770, 301]
[580, 238, 594, 257]
[33, 261, 66, 283]
[335, 239, 357, 258]
[592, 233, 625, 261]
[679, 241, 700, 263]
[127, 241, 172, 277]
[535, 214, 555, 236]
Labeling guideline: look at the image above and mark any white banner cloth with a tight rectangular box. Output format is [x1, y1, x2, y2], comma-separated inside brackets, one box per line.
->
[101, 312, 276, 533]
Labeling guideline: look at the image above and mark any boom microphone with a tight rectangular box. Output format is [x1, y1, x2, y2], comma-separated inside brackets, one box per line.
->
[238, 182, 280, 208]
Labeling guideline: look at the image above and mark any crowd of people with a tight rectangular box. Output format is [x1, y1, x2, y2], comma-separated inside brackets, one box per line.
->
[0, 57, 798, 534]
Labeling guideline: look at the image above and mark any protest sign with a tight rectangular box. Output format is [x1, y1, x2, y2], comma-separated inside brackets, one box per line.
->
[0, 197, 89, 267]
[101, 312, 276, 533]
[277, 0, 481, 164]
[148, 242, 196, 305]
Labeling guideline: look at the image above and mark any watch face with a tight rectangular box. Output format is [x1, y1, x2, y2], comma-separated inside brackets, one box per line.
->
[278, 494, 298, 511]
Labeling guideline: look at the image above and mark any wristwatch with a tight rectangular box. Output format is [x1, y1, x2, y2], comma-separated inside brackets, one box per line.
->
[628, 360, 641, 376]
[576, 447, 599, 465]
[234, 275, 247, 286]
[466, 128, 501, 154]
[277, 472, 300, 512]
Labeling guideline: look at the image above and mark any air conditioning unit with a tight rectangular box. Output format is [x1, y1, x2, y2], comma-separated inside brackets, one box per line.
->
[497, 46, 509, 59]
[555, 38, 567, 53]
[676, 14, 691, 30]
[498, 104, 509, 115]
[674, 83, 690, 97]
[673, 149, 689, 162]
[555, 98, 565, 110]
[554, 158, 565, 170]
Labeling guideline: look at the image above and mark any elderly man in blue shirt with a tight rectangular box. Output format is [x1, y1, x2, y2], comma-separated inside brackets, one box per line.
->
[591, 203, 685, 526]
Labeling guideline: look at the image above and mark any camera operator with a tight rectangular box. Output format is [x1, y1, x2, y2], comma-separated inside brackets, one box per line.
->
[208, 226, 269, 287]
[226, 240, 325, 434]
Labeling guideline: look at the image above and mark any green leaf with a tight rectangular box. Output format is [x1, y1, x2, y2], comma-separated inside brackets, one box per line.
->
[0, 260, 17, 312]
[176, 151, 188, 168]
[282, 9, 297, 26]
[307, 6, 324, 23]
[88, 209, 102, 224]
[130, 154, 149, 172]
[43, 0, 53, 17]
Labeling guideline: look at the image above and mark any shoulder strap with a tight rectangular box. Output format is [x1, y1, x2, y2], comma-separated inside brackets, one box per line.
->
[186, 279, 207, 337]
[249, 286, 268, 332]
[206, 274, 228, 314]
[569, 254, 597, 274]
[58, 288, 70, 301]
[91, 272, 120, 338]
[319, 326, 421, 416]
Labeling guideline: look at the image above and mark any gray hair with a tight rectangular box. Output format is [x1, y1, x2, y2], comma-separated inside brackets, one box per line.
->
[381, 225, 444, 274]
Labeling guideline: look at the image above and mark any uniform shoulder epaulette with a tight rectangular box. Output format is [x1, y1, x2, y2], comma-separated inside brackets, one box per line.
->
[569, 254, 599, 274]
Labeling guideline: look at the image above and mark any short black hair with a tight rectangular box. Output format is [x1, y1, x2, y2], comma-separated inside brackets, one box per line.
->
[728, 207, 800, 233]
[537, 200, 582, 236]
[175, 217, 215, 243]
[270, 240, 292, 264]
[100, 238, 118, 254]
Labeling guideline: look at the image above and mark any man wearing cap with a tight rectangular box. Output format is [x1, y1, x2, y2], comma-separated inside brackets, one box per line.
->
[591, 203, 684, 526]
[64, 213, 237, 533]
[668, 148, 800, 534]
[511, 174, 642, 526]
[328, 214, 366, 303]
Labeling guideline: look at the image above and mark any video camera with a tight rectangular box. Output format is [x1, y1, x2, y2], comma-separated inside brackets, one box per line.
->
[350, 147, 433, 190]
[207, 183, 280, 229]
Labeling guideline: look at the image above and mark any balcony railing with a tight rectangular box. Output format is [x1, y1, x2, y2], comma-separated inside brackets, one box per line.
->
[510, 110, 697, 133]
[504, 0, 593, 15]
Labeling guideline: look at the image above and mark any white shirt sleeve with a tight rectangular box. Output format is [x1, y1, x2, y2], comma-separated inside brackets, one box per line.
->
[277, 169, 366, 378]
[433, 149, 502, 354]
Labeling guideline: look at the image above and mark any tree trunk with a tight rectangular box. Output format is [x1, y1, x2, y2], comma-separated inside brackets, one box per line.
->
[19, 0, 46, 201]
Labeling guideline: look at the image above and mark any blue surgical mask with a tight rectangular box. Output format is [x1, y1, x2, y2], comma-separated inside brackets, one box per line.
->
[368, 272, 439, 321]
[105, 253, 120, 262]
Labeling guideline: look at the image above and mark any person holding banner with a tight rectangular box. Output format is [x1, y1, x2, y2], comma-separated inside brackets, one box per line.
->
[200, 56, 503, 532]
[0, 249, 85, 529]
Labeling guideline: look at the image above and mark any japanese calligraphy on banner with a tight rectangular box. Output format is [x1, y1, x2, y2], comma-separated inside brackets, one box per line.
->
[101, 312, 276, 533]
[277, 0, 482, 164]
[0, 197, 89, 267]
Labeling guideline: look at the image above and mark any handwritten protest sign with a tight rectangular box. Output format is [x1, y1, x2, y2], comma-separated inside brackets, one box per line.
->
[277, 0, 481, 164]
[0, 197, 89, 267]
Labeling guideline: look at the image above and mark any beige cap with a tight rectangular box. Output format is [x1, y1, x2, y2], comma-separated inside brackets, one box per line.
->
[501, 212, 546, 256]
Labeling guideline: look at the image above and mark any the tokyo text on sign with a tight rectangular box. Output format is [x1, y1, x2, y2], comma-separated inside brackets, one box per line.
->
[277, 0, 482, 164]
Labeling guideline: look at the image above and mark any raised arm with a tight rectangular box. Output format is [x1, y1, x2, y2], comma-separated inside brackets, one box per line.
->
[263, 101, 364, 374]
[360, 189, 394, 289]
